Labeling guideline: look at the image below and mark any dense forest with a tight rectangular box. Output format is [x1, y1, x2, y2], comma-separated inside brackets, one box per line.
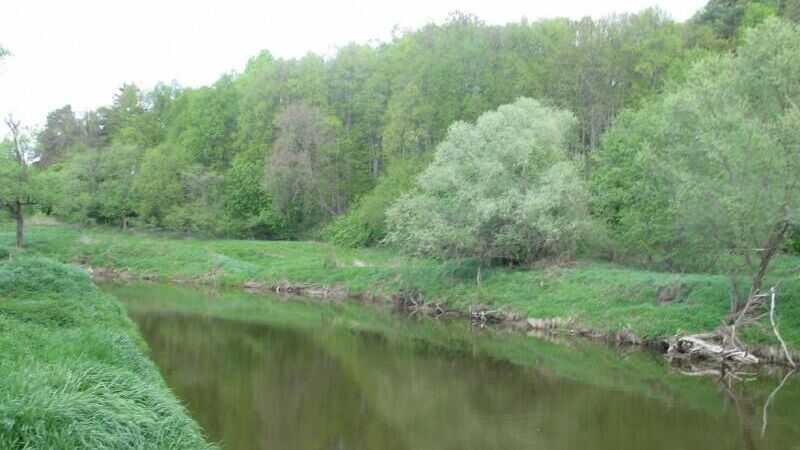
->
[2, 0, 799, 294]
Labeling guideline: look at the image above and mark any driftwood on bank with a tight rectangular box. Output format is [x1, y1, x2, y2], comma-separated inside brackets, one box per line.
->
[668, 334, 759, 365]
[243, 280, 348, 300]
[469, 304, 522, 327]
[667, 285, 800, 368]
[390, 290, 462, 319]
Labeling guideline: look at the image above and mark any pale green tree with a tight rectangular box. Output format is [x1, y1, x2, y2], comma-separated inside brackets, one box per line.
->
[386, 98, 587, 269]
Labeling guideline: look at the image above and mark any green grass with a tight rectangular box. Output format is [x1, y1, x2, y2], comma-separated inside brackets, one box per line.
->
[0, 256, 217, 449]
[6, 224, 800, 348]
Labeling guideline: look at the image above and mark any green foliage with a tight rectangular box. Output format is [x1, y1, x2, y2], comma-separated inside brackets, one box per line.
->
[386, 98, 587, 264]
[224, 147, 287, 238]
[689, 0, 786, 48]
[321, 209, 374, 249]
[787, 226, 800, 254]
[740, 1, 778, 32]
[322, 158, 421, 247]
[0, 138, 36, 206]
[165, 78, 239, 170]
[0, 122, 45, 249]
[36, 105, 83, 167]
[694, 0, 751, 39]
[590, 104, 682, 268]
[32, 7, 696, 240]
[132, 146, 184, 224]
[104, 84, 163, 148]
[593, 18, 800, 278]
[0, 257, 216, 449]
[46, 144, 143, 226]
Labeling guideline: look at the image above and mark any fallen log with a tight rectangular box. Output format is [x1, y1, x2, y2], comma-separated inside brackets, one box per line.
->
[668, 335, 759, 365]
[469, 304, 522, 326]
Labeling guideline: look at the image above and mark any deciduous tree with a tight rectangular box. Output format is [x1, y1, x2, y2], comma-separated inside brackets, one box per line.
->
[265, 103, 346, 227]
[592, 18, 800, 311]
[1, 117, 40, 248]
[386, 98, 587, 266]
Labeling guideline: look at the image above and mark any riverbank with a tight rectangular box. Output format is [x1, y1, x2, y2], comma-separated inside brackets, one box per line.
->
[7, 224, 800, 356]
[0, 256, 216, 449]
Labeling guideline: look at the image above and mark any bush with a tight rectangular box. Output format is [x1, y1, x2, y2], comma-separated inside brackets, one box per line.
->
[322, 158, 422, 248]
[385, 98, 588, 264]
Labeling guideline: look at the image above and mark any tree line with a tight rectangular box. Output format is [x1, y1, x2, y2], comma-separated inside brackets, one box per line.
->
[1, 1, 798, 300]
[2, 7, 712, 235]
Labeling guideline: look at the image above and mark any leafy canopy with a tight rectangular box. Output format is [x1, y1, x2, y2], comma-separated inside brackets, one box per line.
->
[593, 18, 800, 278]
[386, 98, 587, 264]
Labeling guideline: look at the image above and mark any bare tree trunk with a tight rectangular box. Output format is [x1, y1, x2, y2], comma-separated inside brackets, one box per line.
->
[13, 201, 23, 249]
[731, 218, 791, 333]
[729, 272, 744, 314]
[746, 219, 790, 306]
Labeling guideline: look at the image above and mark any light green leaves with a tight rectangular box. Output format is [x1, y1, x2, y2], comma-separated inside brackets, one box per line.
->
[386, 98, 587, 263]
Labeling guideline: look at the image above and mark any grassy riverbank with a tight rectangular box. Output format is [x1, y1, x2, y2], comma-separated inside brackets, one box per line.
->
[0, 256, 216, 449]
[5, 224, 800, 348]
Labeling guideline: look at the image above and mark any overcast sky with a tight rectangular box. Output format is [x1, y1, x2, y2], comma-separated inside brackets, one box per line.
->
[0, 0, 708, 130]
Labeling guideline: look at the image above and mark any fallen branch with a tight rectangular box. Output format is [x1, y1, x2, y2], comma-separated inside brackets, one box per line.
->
[766, 287, 796, 367]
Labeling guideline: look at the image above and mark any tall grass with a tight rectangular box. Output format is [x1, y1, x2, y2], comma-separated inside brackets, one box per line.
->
[0, 257, 217, 449]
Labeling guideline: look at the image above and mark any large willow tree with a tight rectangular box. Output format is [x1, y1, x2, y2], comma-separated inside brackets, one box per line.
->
[593, 18, 800, 310]
[386, 98, 587, 267]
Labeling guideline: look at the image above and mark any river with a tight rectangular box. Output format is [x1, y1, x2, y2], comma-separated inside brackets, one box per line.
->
[107, 282, 800, 450]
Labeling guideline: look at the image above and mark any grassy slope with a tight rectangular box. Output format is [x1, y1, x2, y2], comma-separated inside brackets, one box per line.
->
[8, 224, 800, 347]
[0, 256, 216, 449]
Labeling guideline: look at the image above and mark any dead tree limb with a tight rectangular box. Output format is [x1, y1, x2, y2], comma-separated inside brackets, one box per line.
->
[766, 287, 796, 367]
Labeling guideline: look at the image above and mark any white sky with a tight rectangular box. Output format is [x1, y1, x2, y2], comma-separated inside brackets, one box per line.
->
[0, 0, 707, 130]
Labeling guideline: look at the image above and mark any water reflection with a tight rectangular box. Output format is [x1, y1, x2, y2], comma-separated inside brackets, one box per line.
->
[109, 284, 800, 450]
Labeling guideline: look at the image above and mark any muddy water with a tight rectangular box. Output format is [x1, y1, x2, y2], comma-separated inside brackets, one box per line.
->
[108, 283, 800, 450]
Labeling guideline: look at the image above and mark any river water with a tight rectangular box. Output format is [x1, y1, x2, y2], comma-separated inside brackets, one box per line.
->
[107, 282, 800, 450]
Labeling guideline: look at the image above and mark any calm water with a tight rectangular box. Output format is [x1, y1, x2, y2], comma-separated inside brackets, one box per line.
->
[108, 283, 800, 450]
